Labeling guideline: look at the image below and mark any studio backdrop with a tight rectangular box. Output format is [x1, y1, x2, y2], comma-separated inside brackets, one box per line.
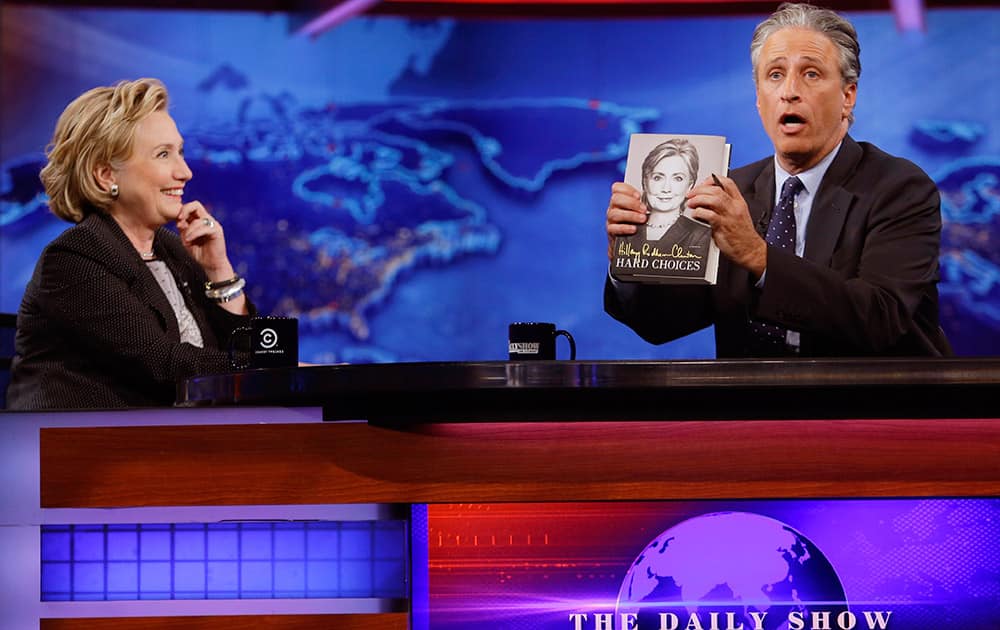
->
[2, 5, 998, 362]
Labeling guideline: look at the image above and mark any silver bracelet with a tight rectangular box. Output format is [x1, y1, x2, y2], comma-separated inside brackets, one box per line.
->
[205, 276, 246, 302]
[205, 274, 241, 291]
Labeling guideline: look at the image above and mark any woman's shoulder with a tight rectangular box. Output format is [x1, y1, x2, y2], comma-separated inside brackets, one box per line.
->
[48, 212, 120, 251]
[37, 213, 137, 281]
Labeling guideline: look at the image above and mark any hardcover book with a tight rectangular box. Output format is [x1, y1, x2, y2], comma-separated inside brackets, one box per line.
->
[611, 133, 730, 285]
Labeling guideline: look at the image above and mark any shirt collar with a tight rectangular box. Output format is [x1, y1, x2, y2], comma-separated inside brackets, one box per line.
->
[774, 141, 843, 198]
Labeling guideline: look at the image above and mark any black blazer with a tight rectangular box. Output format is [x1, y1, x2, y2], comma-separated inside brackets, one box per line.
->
[605, 136, 952, 357]
[7, 212, 255, 409]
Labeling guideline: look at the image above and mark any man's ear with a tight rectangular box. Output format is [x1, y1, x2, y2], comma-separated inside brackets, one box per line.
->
[842, 83, 858, 119]
[93, 163, 115, 193]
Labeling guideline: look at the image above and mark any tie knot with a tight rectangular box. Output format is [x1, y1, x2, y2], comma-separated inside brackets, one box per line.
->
[780, 176, 803, 202]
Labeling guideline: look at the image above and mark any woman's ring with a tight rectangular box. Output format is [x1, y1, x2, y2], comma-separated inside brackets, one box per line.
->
[203, 218, 215, 228]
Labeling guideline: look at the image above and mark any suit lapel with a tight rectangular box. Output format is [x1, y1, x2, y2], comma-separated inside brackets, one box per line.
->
[90, 214, 181, 338]
[804, 136, 861, 265]
[749, 163, 776, 237]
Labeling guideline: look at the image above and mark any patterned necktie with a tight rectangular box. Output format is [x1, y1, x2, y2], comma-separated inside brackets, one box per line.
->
[748, 176, 804, 356]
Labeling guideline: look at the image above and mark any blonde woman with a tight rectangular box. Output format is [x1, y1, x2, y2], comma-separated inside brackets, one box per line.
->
[8, 78, 254, 409]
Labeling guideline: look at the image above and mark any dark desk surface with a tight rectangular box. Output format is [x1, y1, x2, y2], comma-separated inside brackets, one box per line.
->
[178, 358, 1000, 423]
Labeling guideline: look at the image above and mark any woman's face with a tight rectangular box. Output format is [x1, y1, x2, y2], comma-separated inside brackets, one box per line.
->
[112, 110, 192, 226]
[645, 154, 693, 214]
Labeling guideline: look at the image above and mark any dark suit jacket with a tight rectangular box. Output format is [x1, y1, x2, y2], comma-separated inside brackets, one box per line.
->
[605, 136, 952, 357]
[7, 211, 255, 410]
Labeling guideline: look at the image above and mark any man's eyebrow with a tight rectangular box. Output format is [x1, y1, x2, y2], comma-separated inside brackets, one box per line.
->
[764, 54, 827, 68]
[799, 55, 826, 65]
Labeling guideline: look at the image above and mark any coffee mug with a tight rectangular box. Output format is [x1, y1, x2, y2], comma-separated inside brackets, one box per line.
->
[508, 322, 576, 360]
[229, 316, 299, 369]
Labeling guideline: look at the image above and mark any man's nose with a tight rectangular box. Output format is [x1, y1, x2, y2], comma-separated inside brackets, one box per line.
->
[779, 75, 800, 101]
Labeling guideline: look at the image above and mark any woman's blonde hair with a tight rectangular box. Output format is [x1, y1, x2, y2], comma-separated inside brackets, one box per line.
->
[40, 78, 169, 223]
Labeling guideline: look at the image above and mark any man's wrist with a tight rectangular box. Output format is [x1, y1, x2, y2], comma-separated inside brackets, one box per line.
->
[747, 240, 768, 280]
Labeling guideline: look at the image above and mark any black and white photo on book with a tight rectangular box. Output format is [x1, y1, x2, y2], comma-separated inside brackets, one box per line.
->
[611, 133, 730, 285]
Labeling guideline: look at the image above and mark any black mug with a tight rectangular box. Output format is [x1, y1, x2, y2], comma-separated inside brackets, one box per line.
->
[508, 322, 576, 360]
[229, 316, 299, 369]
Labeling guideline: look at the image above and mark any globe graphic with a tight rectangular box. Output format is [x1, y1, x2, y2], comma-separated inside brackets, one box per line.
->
[616, 512, 847, 630]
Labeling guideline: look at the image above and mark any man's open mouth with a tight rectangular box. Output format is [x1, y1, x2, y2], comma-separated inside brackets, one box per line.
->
[780, 113, 806, 128]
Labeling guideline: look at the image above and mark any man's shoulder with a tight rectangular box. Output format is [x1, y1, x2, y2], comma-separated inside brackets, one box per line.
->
[853, 140, 930, 175]
[726, 138, 933, 188]
[838, 140, 937, 197]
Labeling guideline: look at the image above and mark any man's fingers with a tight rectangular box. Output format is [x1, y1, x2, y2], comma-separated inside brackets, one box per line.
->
[689, 207, 718, 227]
[607, 222, 639, 236]
[607, 206, 647, 226]
[611, 181, 640, 197]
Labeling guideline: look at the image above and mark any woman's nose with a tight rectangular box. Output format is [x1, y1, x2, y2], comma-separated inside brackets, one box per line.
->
[175, 157, 193, 181]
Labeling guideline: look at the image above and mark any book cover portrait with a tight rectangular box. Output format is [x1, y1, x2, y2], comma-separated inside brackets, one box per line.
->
[612, 133, 729, 285]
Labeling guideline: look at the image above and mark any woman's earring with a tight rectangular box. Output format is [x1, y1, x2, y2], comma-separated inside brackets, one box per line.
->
[110, 183, 119, 199]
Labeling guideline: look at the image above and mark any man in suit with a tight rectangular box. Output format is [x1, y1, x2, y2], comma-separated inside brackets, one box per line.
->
[604, 2, 951, 357]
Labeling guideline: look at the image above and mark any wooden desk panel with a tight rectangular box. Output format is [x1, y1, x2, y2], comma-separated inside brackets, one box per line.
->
[41, 418, 1000, 508]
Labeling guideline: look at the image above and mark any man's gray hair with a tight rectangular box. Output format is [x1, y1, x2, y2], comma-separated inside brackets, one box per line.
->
[750, 2, 861, 88]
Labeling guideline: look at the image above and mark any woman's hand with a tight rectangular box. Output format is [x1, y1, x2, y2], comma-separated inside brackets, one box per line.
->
[606, 182, 647, 261]
[176, 201, 248, 314]
[176, 201, 233, 280]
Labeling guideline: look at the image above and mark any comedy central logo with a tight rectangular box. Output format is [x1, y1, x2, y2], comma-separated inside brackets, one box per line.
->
[259, 327, 279, 349]
[509, 342, 540, 354]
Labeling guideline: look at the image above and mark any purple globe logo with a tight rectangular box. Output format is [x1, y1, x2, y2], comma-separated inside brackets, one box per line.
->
[615, 512, 847, 630]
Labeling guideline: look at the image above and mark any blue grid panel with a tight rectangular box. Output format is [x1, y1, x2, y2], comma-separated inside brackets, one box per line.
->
[40, 521, 407, 601]
[107, 562, 139, 600]
[41, 527, 71, 562]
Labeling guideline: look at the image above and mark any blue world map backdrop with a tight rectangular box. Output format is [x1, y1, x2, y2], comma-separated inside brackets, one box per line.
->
[2, 5, 998, 362]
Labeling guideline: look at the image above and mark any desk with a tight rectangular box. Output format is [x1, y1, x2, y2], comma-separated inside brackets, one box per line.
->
[178, 358, 1000, 422]
[174, 360, 1000, 628]
[9, 360, 1000, 629]
[40, 359, 999, 508]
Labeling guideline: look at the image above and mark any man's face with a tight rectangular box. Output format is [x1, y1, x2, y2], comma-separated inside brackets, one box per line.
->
[755, 27, 857, 174]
